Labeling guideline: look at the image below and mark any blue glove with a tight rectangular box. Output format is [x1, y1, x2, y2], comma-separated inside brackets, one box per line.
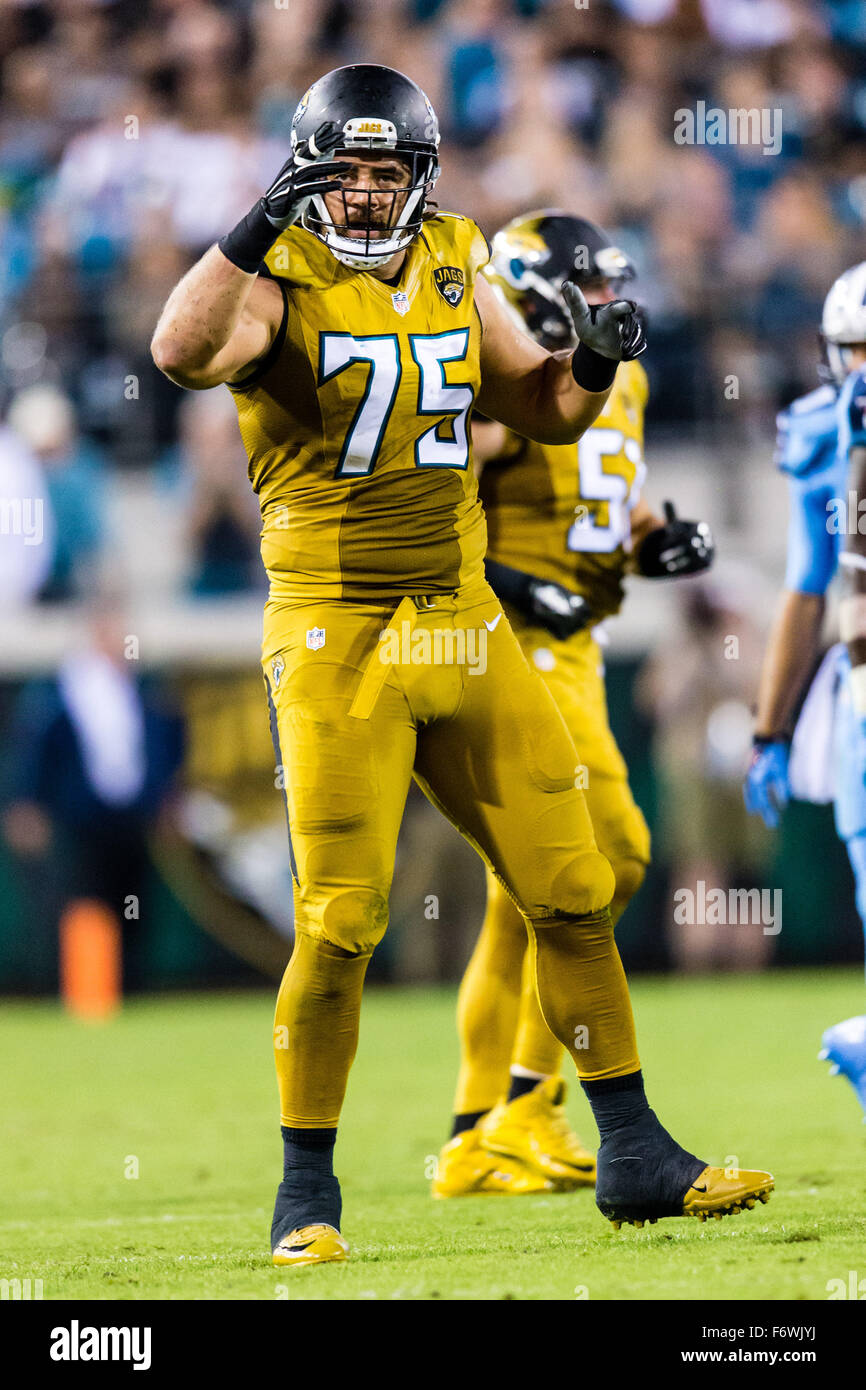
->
[743, 738, 790, 829]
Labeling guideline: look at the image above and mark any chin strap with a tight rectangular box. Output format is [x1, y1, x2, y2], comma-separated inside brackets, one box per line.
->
[329, 245, 402, 271]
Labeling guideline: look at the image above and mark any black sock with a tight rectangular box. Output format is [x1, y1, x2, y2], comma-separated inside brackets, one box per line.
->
[282, 1126, 337, 1171]
[581, 1072, 705, 1217]
[581, 1069, 650, 1141]
[451, 1110, 487, 1138]
[507, 1074, 543, 1102]
[271, 1126, 341, 1249]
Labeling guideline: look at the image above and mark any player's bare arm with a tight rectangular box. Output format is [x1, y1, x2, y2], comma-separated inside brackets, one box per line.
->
[629, 496, 665, 553]
[836, 331, 866, 716]
[474, 272, 645, 446]
[151, 251, 283, 390]
[753, 589, 826, 737]
[471, 416, 509, 475]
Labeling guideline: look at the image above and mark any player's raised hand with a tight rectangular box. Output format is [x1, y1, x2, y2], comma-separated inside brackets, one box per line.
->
[563, 283, 647, 361]
[743, 739, 790, 829]
[637, 501, 715, 577]
[218, 121, 350, 273]
[262, 122, 351, 231]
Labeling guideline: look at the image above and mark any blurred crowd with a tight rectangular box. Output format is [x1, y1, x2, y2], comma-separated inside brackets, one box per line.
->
[0, 0, 864, 605]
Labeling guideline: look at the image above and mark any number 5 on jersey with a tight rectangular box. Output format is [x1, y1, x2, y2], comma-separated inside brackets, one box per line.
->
[567, 428, 646, 554]
[319, 330, 474, 477]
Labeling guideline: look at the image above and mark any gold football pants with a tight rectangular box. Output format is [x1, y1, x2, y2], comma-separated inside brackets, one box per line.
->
[263, 578, 639, 1127]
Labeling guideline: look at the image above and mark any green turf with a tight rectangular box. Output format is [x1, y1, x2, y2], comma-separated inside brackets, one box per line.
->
[1, 969, 864, 1301]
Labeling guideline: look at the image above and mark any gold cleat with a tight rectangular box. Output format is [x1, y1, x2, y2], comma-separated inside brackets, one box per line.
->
[272, 1223, 350, 1267]
[431, 1128, 555, 1197]
[608, 1167, 774, 1230]
[681, 1166, 774, 1222]
[479, 1078, 596, 1188]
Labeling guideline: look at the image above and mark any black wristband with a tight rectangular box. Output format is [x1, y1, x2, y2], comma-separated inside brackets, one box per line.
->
[217, 200, 279, 274]
[571, 342, 618, 393]
[753, 733, 789, 747]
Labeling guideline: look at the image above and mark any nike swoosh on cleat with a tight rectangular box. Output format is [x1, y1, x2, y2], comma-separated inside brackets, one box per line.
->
[609, 1156, 641, 1162]
[690, 1184, 708, 1193]
[484, 614, 503, 631]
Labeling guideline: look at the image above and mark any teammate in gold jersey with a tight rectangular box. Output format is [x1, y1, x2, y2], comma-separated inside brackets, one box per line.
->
[152, 64, 772, 1266]
[432, 213, 716, 1197]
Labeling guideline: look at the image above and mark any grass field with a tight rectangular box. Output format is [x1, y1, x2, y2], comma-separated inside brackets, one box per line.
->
[2, 968, 865, 1302]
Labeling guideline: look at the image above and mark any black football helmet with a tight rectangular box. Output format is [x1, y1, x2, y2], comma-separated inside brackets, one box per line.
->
[484, 210, 636, 351]
[290, 64, 441, 270]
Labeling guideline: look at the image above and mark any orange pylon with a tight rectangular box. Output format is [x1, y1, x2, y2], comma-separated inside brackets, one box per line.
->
[59, 899, 121, 1019]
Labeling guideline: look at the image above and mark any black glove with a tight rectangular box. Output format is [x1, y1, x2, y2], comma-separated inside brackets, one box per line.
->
[637, 501, 715, 578]
[529, 579, 595, 640]
[563, 283, 647, 361]
[218, 122, 350, 273]
[261, 122, 350, 230]
[484, 559, 594, 639]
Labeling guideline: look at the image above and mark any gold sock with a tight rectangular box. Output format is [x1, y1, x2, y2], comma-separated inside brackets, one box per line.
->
[512, 948, 564, 1080]
[513, 887, 638, 1080]
[274, 929, 370, 1128]
[529, 910, 640, 1082]
[453, 873, 526, 1115]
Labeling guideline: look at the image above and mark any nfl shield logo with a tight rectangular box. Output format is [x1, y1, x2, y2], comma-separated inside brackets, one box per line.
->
[306, 627, 326, 651]
[391, 290, 411, 316]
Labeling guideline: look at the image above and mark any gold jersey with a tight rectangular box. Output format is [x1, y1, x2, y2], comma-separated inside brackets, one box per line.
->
[229, 214, 491, 602]
[479, 359, 648, 620]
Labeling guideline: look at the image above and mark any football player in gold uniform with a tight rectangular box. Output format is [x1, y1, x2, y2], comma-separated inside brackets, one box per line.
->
[152, 65, 772, 1266]
[433, 213, 715, 1197]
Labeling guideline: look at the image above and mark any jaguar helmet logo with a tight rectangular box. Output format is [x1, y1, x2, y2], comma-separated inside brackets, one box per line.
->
[292, 88, 312, 128]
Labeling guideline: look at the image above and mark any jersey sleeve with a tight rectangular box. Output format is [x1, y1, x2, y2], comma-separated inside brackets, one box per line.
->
[631, 359, 649, 415]
[263, 226, 332, 287]
[465, 219, 491, 277]
[628, 360, 648, 457]
[263, 234, 294, 282]
[783, 471, 837, 595]
[774, 384, 837, 478]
